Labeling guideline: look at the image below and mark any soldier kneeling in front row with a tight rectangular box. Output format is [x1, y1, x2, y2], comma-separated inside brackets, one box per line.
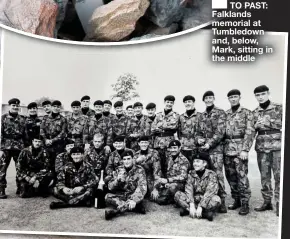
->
[50, 146, 97, 209]
[105, 151, 147, 220]
[174, 152, 221, 221]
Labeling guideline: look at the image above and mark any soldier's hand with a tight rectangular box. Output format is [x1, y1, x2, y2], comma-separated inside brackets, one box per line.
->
[117, 173, 126, 182]
[85, 144, 90, 150]
[136, 155, 146, 164]
[73, 186, 84, 194]
[240, 151, 248, 160]
[197, 138, 205, 145]
[151, 189, 159, 201]
[63, 187, 73, 195]
[29, 176, 36, 185]
[189, 203, 196, 218]
[196, 206, 203, 218]
[127, 200, 136, 210]
[33, 180, 40, 188]
[45, 140, 52, 146]
[104, 145, 111, 154]
[201, 143, 210, 150]
[159, 178, 168, 184]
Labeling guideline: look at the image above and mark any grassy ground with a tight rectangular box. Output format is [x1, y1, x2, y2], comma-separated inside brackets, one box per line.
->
[0, 151, 279, 238]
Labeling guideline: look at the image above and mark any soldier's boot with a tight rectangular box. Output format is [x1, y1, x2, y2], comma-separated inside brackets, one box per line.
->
[49, 201, 70, 209]
[239, 201, 250, 216]
[218, 198, 227, 213]
[202, 209, 214, 221]
[105, 209, 119, 220]
[0, 188, 7, 199]
[228, 199, 241, 210]
[276, 202, 279, 217]
[254, 201, 273, 212]
[180, 208, 189, 217]
[135, 202, 146, 214]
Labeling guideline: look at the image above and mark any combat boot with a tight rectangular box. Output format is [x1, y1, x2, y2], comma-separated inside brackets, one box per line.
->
[228, 199, 241, 210]
[180, 208, 189, 217]
[219, 198, 227, 213]
[202, 209, 214, 221]
[254, 201, 273, 212]
[49, 201, 69, 209]
[105, 209, 118, 220]
[239, 201, 249, 215]
[135, 202, 146, 214]
[276, 202, 279, 216]
[0, 188, 7, 199]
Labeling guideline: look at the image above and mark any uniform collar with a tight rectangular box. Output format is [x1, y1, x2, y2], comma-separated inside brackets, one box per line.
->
[192, 169, 210, 180]
[257, 101, 275, 111]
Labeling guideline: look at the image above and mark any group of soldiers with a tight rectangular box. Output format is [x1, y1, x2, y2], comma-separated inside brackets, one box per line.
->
[0, 84, 282, 221]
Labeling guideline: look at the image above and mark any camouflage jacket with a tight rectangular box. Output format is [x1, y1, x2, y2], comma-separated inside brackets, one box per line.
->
[55, 152, 70, 175]
[144, 116, 156, 147]
[105, 148, 135, 181]
[40, 114, 67, 144]
[224, 106, 255, 156]
[195, 106, 226, 154]
[185, 169, 219, 208]
[84, 115, 113, 145]
[17, 146, 52, 182]
[103, 112, 115, 121]
[65, 113, 89, 143]
[178, 110, 199, 150]
[56, 160, 97, 191]
[108, 165, 147, 204]
[127, 114, 149, 149]
[82, 108, 95, 118]
[151, 110, 180, 149]
[253, 102, 283, 152]
[84, 146, 109, 178]
[24, 116, 42, 147]
[111, 114, 130, 138]
[134, 148, 161, 188]
[1, 113, 26, 151]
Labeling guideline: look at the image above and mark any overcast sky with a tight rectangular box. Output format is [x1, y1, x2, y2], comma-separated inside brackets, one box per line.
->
[0, 30, 287, 113]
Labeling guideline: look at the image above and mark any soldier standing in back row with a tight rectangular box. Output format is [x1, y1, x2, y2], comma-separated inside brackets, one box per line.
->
[145, 103, 157, 148]
[0, 98, 26, 198]
[80, 95, 95, 118]
[111, 101, 130, 140]
[252, 85, 282, 217]
[103, 100, 115, 120]
[41, 100, 52, 120]
[195, 91, 227, 213]
[224, 89, 255, 215]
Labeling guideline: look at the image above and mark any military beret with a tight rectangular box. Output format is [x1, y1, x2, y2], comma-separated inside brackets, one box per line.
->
[164, 95, 175, 102]
[168, 140, 181, 148]
[183, 95, 195, 103]
[70, 146, 84, 155]
[138, 136, 149, 142]
[121, 150, 134, 158]
[103, 100, 112, 106]
[42, 100, 51, 106]
[133, 102, 143, 108]
[8, 98, 20, 105]
[227, 89, 241, 97]
[94, 100, 104, 106]
[65, 138, 75, 145]
[202, 91, 214, 101]
[254, 85, 269, 94]
[126, 105, 133, 110]
[194, 152, 210, 163]
[114, 101, 123, 108]
[114, 135, 125, 142]
[71, 100, 81, 107]
[81, 95, 90, 101]
[27, 102, 38, 109]
[146, 103, 156, 110]
[51, 100, 62, 106]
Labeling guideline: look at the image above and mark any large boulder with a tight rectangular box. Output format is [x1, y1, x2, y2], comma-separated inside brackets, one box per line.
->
[86, 0, 150, 42]
[0, 0, 58, 38]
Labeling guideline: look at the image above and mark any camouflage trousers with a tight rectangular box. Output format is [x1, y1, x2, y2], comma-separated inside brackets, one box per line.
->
[174, 191, 221, 210]
[224, 156, 251, 203]
[208, 153, 227, 199]
[155, 182, 184, 205]
[53, 187, 93, 205]
[105, 193, 143, 212]
[0, 149, 21, 189]
[257, 151, 281, 203]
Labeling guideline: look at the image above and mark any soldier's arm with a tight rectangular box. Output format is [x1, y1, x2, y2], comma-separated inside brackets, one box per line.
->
[83, 166, 98, 190]
[153, 151, 162, 189]
[199, 172, 219, 209]
[106, 120, 113, 146]
[263, 105, 283, 130]
[82, 118, 89, 145]
[129, 168, 148, 204]
[40, 118, 47, 141]
[167, 160, 189, 183]
[242, 110, 256, 152]
[105, 154, 114, 182]
[206, 110, 226, 149]
[51, 118, 67, 144]
[177, 117, 182, 139]
[151, 115, 162, 134]
[56, 169, 66, 191]
[194, 116, 205, 143]
[107, 172, 120, 191]
[184, 172, 195, 204]
[55, 154, 63, 175]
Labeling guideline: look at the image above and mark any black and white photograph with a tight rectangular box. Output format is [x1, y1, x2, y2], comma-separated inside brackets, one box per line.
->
[0, 29, 287, 238]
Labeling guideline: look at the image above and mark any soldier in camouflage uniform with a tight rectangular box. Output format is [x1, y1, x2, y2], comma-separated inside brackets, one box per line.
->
[174, 152, 221, 221]
[41, 100, 52, 121]
[24, 102, 42, 147]
[224, 89, 255, 215]
[83, 100, 112, 153]
[145, 103, 157, 148]
[195, 91, 227, 213]
[40, 100, 67, 170]
[0, 98, 26, 198]
[55, 138, 75, 176]
[133, 136, 161, 198]
[105, 136, 135, 183]
[80, 95, 95, 118]
[105, 150, 147, 220]
[111, 101, 130, 141]
[252, 85, 282, 217]
[152, 140, 189, 205]
[126, 105, 134, 118]
[66, 101, 89, 147]
[17, 136, 54, 198]
[103, 100, 115, 120]
[50, 146, 97, 209]
[178, 95, 199, 169]
[126, 102, 148, 151]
